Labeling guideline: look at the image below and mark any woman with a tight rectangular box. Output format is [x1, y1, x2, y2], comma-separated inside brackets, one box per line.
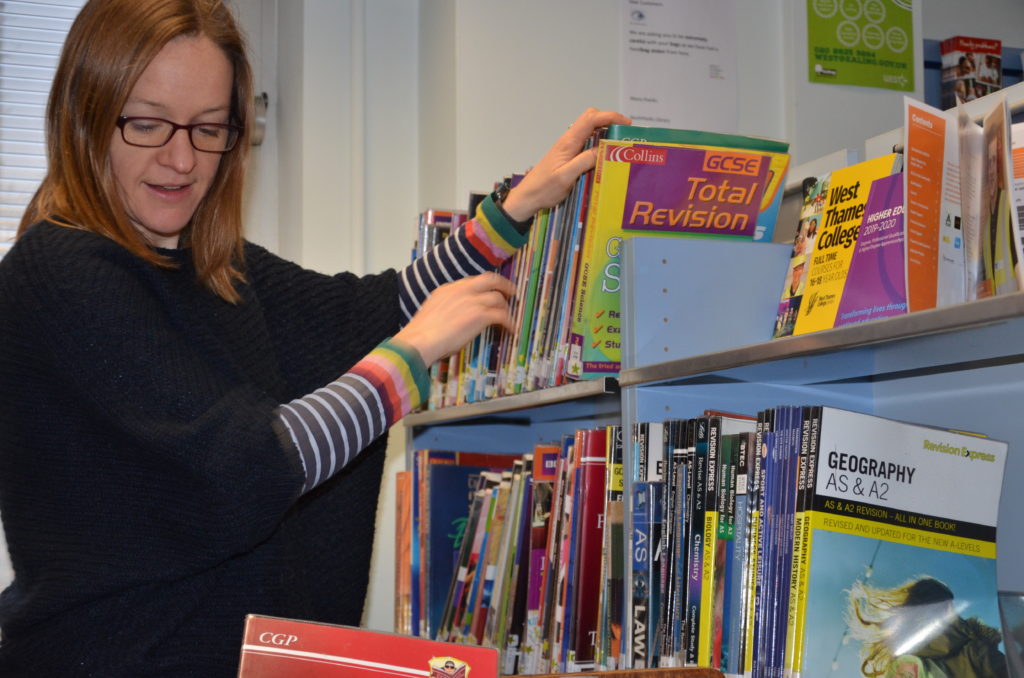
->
[0, 0, 628, 674]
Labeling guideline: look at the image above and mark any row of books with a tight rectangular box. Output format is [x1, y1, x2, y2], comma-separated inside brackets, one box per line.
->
[414, 126, 792, 408]
[773, 93, 1024, 338]
[396, 407, 1008, 677]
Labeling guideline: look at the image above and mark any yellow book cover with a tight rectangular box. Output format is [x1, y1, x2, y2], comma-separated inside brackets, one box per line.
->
[790, 153, 902, 336]
[568, 140, 783, 379]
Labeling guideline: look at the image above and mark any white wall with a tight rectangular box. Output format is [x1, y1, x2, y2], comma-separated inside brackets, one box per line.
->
[921, 0, 1024, 46]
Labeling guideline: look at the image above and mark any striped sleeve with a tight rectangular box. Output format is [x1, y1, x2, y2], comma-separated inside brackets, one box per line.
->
[273, 338, 430, 494]
[398, 192, 530, 324]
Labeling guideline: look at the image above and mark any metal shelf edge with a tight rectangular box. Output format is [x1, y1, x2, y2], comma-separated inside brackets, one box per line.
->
[619, 292, 1024, 387]
[403, 377, 620, 427]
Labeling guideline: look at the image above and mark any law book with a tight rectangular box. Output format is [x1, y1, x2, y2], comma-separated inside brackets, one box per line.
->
[631, 480, 664, 669]
[773, 153, 904, 338]
[238, 615, 499, 678]
[792, 408, 1007, 678]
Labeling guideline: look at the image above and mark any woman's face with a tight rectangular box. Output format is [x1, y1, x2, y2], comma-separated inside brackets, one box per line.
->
[109, 34, 233, 248]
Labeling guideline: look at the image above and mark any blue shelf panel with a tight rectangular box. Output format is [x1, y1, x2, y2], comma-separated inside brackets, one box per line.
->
[620, 237, 791, 370]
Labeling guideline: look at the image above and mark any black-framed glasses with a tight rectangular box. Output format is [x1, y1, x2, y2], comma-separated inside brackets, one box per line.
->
[116, 116, 243, 153]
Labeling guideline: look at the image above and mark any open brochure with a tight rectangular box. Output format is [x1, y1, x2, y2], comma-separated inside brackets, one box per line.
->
[903, 95, 1023, 307]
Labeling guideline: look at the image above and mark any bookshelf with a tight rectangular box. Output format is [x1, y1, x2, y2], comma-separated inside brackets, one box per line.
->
[402, 86, 1024, 671]
[407, 232, 1024, 590]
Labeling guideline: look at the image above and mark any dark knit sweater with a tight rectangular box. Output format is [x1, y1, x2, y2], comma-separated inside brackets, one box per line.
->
[0, 221, 400, 676]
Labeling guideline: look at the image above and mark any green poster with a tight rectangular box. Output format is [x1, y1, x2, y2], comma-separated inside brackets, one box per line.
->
[807, 0, 914, 91]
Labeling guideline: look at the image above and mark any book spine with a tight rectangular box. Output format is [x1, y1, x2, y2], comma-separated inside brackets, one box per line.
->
[791, 406, 821, 678]
[567, 430, 608, 670]
[684, 417, 708, 665]
[783, 408, 812, 676]
[630, 482, 653, 669]
[698, 417, 721, 666]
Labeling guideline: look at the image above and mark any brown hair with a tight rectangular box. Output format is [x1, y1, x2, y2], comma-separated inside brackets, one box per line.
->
[19, 0, 253, 303]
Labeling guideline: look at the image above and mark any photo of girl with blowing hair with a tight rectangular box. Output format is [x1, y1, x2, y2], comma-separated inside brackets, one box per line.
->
[846, 576, 1008, 678]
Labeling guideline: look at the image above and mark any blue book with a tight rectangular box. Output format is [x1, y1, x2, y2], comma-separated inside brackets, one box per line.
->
[630, 482, 656, 668]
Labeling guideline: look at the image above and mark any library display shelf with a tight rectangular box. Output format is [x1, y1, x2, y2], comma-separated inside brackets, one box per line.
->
[406, 234, 1024, 593]
[405, 377, 621, 457]
[619, 290, 1024, 388]
[405, 377, 618, 427]
[617, 237, 1024, 593]
[400, 83, 1024, 672]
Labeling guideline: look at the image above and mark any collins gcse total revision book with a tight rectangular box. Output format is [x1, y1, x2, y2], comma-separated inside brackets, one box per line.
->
[238, 615, 499, 677]
[568, 142, 772, 379]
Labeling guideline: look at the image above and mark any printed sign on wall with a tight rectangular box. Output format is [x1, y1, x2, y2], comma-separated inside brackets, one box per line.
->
[807, 0, 914, 91]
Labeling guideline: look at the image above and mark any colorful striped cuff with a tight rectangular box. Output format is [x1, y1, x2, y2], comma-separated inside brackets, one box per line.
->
[349, 338, 429, 423]
[398, 193, 529, 324]
[274, 338, 430, 493]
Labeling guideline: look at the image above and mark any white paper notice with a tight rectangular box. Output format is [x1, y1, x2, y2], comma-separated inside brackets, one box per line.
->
[621, 0, 738, 131]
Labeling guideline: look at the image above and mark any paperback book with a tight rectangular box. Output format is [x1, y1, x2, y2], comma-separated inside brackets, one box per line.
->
[772, 153, 903, 338]
[238, 615, 499, 678]
[792, 408, 1008, 678]
[570, 141, 776, 378]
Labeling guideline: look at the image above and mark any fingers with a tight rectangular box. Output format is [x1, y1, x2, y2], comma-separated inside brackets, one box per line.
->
[503, 108, 632, 218]
[566, 107, 632, 140]
[467, 271, 516, 297]
[393, 273, 516, 365]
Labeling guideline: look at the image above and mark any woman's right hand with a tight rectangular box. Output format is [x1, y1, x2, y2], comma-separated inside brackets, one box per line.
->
[392, 271, 516, 366]
[500, 107, 631, 222]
